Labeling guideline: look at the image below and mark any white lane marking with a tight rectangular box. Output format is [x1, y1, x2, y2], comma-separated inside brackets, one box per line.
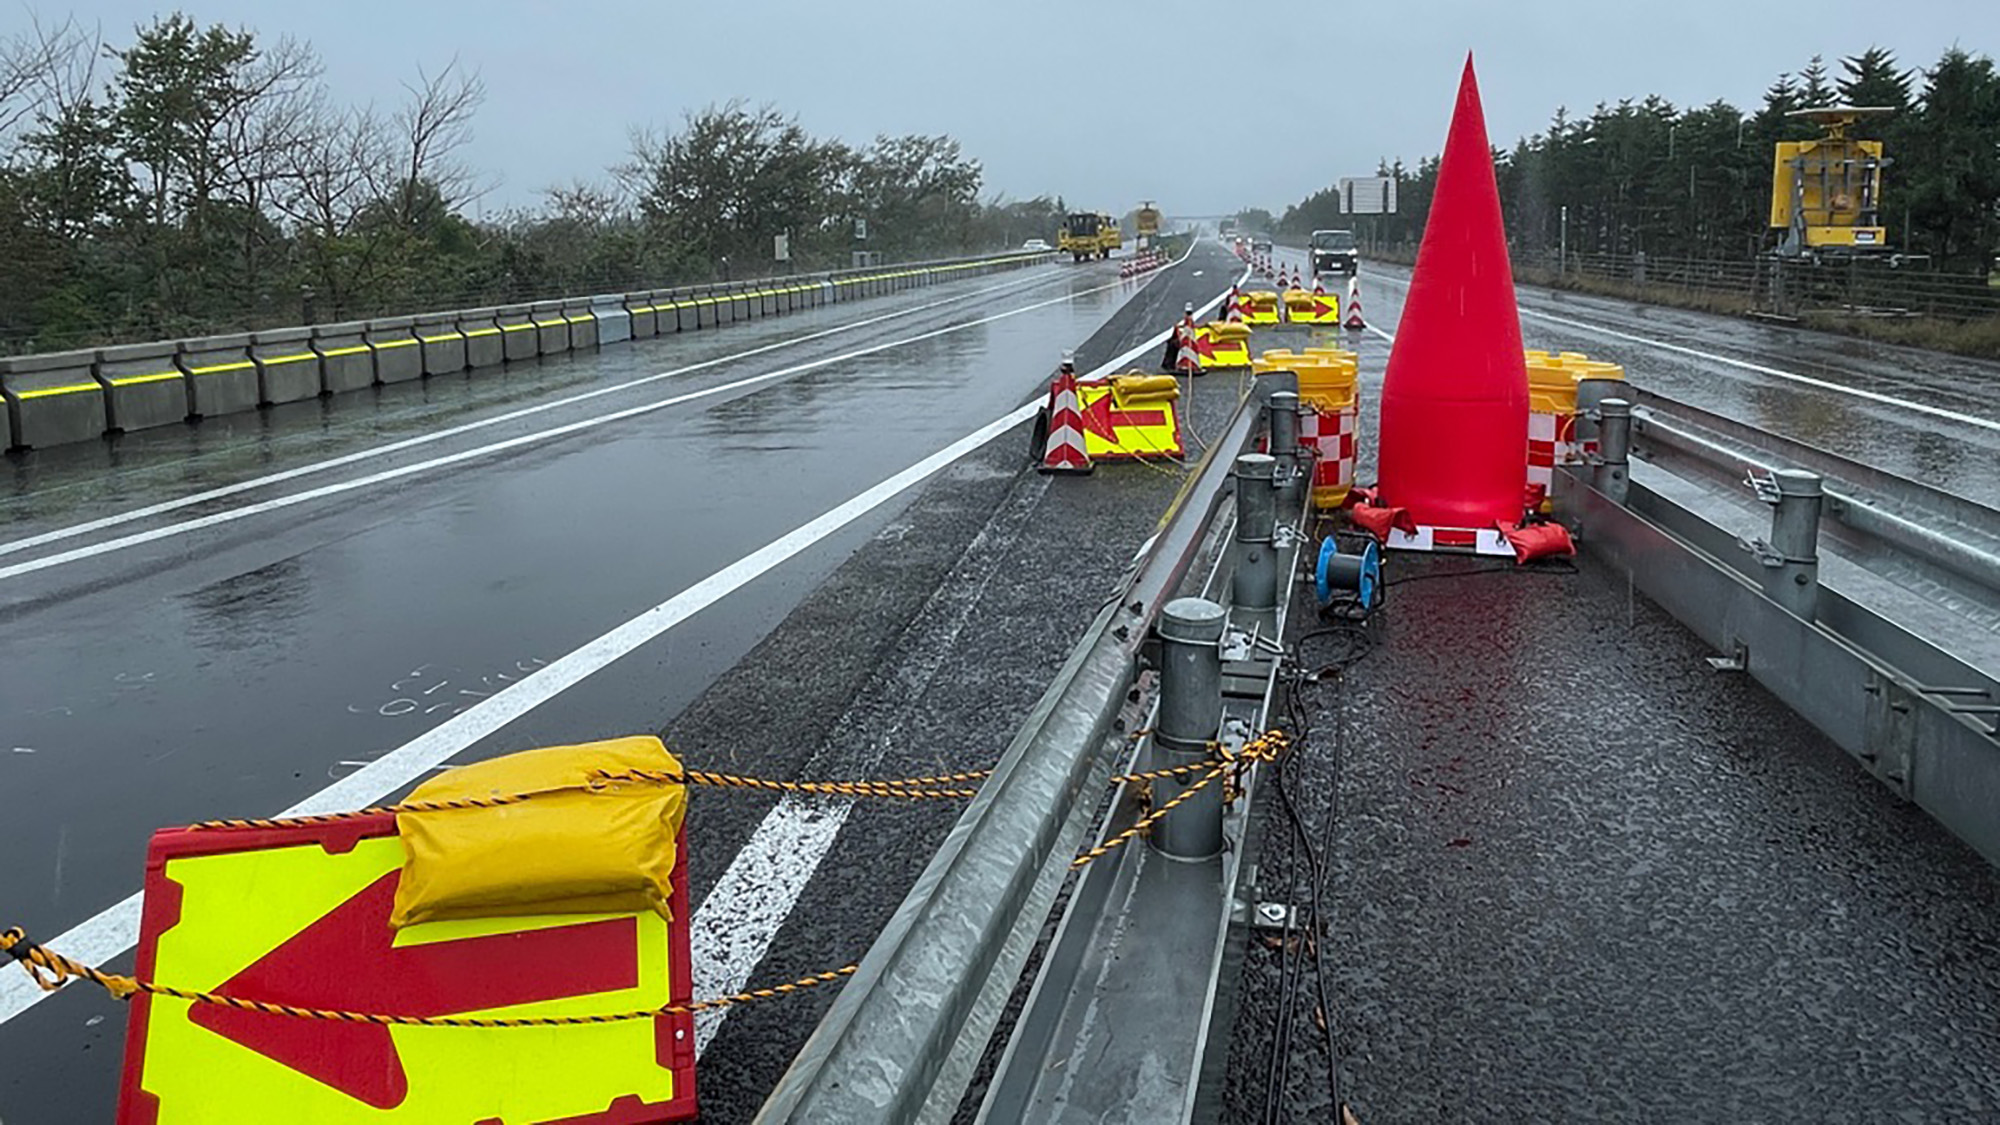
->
[0, 278, 1130, 585]
[1367, 268, 2000, 434]
[688, 257, 1248, 1054]
[0, 247, 1244, 1030]
[0, 269, 1068, 563]
[690, 800, 849, 1054]
[0, 397, 1048, 1026]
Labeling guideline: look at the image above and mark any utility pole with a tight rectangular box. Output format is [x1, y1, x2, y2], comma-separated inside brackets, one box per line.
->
[1560, 205, 1569, 276]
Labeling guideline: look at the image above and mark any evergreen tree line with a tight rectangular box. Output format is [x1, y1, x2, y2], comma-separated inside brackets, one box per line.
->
[0, 13, 1068, 354]
[1270, 47, 2000, 273]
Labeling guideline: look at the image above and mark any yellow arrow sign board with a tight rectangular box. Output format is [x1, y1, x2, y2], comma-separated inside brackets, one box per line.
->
[119, 813, 695, 1123]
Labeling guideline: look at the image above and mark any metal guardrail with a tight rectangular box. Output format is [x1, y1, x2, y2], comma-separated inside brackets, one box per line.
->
[1571, 403, 2000, 869]
[757, 386, 1269, 1124]
[1626, 389, 2000, 603]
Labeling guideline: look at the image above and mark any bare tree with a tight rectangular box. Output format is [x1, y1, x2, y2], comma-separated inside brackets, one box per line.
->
[0, 13, 96, 149]
[384, 57, 487, 226]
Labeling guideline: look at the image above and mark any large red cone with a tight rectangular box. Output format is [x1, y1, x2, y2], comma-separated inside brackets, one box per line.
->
[1375, 56, 1527, 528]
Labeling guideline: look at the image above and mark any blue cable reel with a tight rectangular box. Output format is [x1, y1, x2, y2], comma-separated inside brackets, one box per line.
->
[1316, 537, 1382, 612]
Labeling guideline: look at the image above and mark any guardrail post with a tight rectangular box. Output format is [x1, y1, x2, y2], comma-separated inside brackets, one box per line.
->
[1268, 392, 1301, 507]
[1766, 469, 1823, 619]
[1153, 597, 1227, 861]
[1231, 454, 1278, 630]
[1597, 398, 1632, 505]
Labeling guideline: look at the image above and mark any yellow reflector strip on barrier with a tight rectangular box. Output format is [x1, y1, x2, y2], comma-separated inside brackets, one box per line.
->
[15, 382, 102, 400]
[108, 371, 184, 387]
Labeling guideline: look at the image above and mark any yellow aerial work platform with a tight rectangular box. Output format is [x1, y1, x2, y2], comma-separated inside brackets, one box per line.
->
[1770, 106, 1893, 257]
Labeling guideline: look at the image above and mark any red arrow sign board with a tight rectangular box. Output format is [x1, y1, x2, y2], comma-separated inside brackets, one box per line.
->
[119, 812, 695, 1124]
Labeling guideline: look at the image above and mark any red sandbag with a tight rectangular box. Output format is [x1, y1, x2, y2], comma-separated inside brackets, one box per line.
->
[1497, 520, 1576, 564]
[1351, 504, 1417, 541]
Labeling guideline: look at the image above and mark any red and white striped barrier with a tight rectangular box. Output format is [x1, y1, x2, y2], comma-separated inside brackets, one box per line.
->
[1040, 370, 1091, 473]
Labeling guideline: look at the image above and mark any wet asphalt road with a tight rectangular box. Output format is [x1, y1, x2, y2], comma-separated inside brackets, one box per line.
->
[1215, 251, 2000, 1122]
[8, 234, 1997, 1124]
[0, 250, 1245, 1123]
[1364, 256, 2000, 508]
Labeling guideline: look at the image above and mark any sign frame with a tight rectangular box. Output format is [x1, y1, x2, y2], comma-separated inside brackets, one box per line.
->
[118, 811, 696, 1123]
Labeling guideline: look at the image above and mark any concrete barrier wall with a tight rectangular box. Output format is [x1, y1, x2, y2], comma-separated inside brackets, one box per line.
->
[178, 333, 258, 419]
[313, 322, 373, 395]
[0, 349, 104, 449]
[564, 298, 600, 350]
[592, 296, 630, 346]
[496, 305, 537, 362]
[531, 300, 569, 355]
[2, 249, 1052, 451]
[97, 342, 189, 433]
[624, 293, 658, 340]
[251, 327, 322, 404]
[458, 309, 503, 369]
[367, 317, 422, 384]
[414, 315, 467, 376]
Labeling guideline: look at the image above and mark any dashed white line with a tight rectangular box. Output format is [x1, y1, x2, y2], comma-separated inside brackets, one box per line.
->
[0, 269, 1066, 565]
[686, 260, 1248, 1055]
[0, 277, 1128, 584]
[0, 250, 1244, 1043]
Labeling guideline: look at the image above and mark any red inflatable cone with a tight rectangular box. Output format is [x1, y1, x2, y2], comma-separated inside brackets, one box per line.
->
[1375, 54, 1527, 532]
[1040, 370, 1091, 473]
[1344, 275, 1366, 331]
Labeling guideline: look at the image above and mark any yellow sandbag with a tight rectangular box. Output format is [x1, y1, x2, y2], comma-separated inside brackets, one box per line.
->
[391, 736, 687, 929]
[1110, 373, 1180, 401]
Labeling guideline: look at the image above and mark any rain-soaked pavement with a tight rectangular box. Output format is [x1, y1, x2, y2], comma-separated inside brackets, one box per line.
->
[1366, 257, 2000, 509]
[0, 250, 1243, 1122]
[1217, 251, 2000, 1122]
[6, 237, 2000, 1124]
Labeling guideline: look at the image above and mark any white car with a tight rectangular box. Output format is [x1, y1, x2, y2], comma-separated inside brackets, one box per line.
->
[1022, 238, 1052, 252]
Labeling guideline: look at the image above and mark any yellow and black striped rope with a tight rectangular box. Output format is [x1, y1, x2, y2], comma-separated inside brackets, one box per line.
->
[3, 733, 1290, 1028]
[1, 926, 853, 1024]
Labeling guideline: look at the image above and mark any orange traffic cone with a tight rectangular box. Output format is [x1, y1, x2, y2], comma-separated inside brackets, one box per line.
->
[1344, 275, 1366, 331]
[1039, 368, 1091, 473]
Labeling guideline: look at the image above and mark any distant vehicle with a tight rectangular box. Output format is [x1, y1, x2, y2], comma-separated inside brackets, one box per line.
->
[1023, 238, 1052, 252]
[1311, 229, 1359, 276]
[1250, 234, 1273, 254]
[1135, 202, 1162, 239]
[1058, 212, 1121, 262]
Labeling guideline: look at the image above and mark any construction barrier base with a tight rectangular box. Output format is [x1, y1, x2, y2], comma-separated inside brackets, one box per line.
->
[1384, 525, 1516, 556]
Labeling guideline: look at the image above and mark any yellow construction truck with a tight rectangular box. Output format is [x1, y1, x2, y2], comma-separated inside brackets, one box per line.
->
[1059, 212, 1122, 261]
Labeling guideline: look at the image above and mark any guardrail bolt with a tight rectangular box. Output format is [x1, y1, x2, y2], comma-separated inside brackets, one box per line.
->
[1231, 454, 1279, 632]
[1596, 398, 1632, 505]
[1153, 597, 1227, 861]
[1767, 469, 1823, 620]
[1268, 392, 1301, 506]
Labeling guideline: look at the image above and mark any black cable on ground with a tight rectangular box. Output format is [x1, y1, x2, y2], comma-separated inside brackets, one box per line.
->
[1261, 612, 1374, 1123]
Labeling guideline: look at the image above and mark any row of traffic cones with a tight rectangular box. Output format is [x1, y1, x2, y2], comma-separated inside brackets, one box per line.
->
[1119, 250, 1168, 279]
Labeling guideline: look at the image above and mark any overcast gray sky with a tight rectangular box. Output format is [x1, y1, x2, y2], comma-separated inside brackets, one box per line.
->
[44, 0, 1990, 217]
